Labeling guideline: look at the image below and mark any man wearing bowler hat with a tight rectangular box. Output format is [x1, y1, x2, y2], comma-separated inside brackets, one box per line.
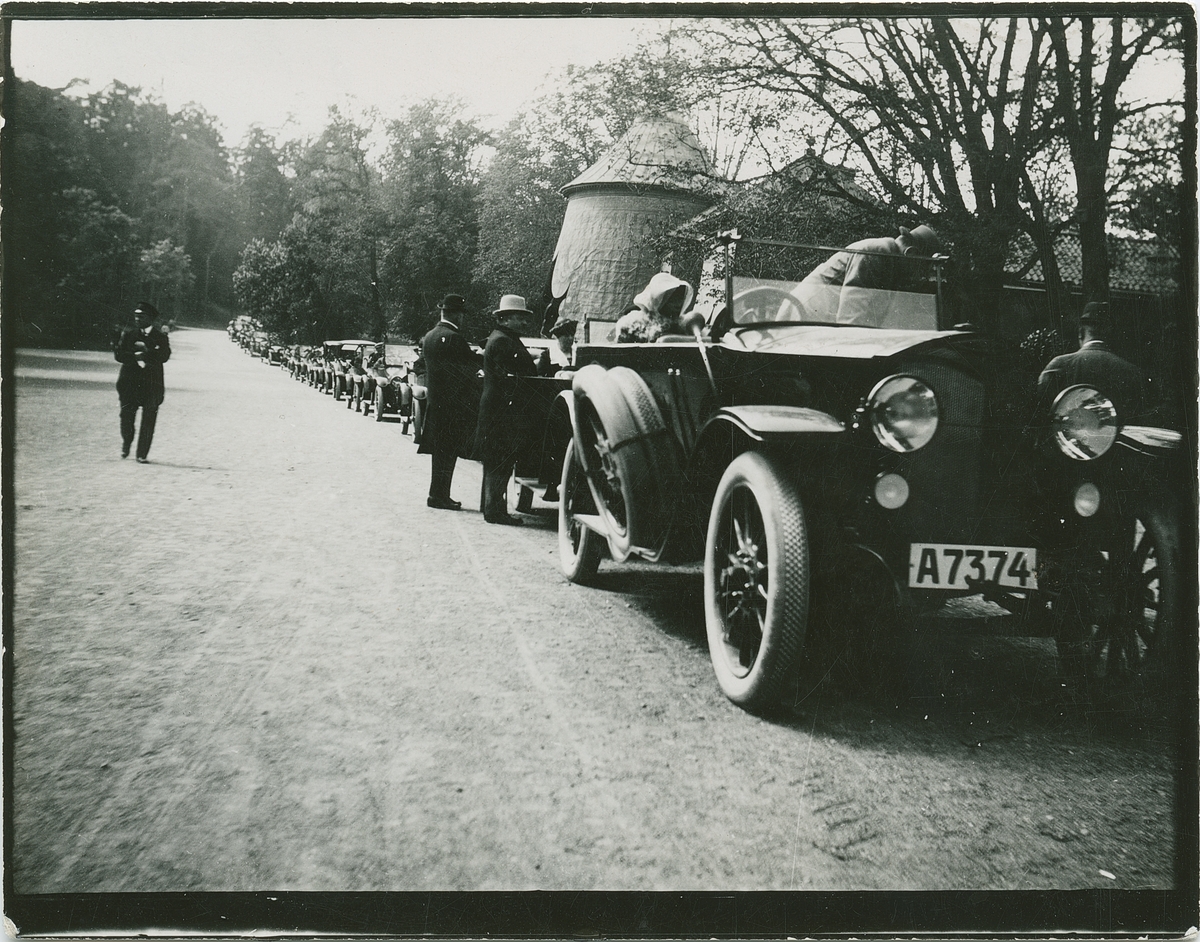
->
[418, 295, 483, 510]
[1038, 301, 1153, 422]
[797, 223, 944, 326]
[475, 294, 541, 525]
[114, 301, 171, 462]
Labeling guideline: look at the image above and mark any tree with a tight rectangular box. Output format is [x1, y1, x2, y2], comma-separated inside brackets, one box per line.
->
[137, 238, 195, 316]
[1044, 15, 1185, 303]
[685, 16, 1185, 329]
[379, 98, 488, 340]
[290, 107, 387, 339]
[234, 127, 297, 245]
[473, 121, 574, 310]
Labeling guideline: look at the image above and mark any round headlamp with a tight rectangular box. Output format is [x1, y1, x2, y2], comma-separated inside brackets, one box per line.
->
[1051, 385, 1118, 460]
[868, 375, 939, 452]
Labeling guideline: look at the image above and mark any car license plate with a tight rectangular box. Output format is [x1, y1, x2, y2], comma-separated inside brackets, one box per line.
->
[908, 543, 1037, 590]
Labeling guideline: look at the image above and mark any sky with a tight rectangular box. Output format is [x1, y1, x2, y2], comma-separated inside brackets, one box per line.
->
[10, 15, 674, 146]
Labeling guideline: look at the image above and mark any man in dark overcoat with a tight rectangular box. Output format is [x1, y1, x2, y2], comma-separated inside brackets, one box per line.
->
[418, 295, 483, 510]
[1038, 301, 1154, 423]
[475, 295, 541, 525]
[114, 301, 171, 462]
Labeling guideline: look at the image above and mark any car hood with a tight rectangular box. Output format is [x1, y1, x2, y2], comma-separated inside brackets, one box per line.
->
[723, 324, 966, 359]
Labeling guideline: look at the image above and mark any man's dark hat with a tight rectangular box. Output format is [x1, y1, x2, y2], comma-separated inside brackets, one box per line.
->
[133, 301, 161, 319]
[548, 317, 578, 338]
[438, 295, 468, 315]
[1079, 301, 1109, 324]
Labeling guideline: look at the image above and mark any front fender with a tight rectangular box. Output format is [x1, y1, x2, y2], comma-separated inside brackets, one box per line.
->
[707, 405, 845, 442]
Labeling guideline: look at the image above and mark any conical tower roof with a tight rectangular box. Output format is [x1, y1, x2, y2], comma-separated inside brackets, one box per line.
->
[563, 113, 712, 195]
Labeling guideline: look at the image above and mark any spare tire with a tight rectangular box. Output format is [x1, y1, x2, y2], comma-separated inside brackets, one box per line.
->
[571, 364, 679, 559]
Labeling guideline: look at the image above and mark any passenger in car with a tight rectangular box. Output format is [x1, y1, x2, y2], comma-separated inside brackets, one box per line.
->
[548, 316, 579, 368]
[796, 224, 943, 326]
[614, 272, 696, 343]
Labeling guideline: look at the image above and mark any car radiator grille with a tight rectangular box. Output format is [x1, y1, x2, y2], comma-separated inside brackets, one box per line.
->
[896, 361, 985, 544]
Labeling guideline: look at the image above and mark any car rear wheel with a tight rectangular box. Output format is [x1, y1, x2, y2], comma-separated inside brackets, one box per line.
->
[558, 439, 604, 583]
[704, 451, 809, 713]
[571, 364, 678, 558]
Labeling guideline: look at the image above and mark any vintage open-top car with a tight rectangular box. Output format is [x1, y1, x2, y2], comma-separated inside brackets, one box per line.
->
[533, 232, 1187, 714]
[361, 343, 417, 422]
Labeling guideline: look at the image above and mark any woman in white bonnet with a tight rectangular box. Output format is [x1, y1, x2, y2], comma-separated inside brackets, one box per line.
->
[614, 272, 695, 343]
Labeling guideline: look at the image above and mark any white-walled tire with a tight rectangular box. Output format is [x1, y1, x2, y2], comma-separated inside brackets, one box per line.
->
[704, 451, 809, 712]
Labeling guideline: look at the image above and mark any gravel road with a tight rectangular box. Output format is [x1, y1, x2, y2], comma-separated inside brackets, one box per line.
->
[11, 328, 1181, 899]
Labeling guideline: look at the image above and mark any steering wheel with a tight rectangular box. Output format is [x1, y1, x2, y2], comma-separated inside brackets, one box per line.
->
[733, 286, 803, 323]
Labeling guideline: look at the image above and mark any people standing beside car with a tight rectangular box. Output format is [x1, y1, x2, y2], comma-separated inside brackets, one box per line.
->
[1038, 301, 1154, 423]
[796, 224, 943, 326]
[113, 301, 171, 463]
[418, 295, 483, 510]
[475, 295, 541, 526]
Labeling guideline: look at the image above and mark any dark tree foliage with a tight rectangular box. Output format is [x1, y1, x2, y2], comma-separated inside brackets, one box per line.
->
[5, 78, 240, 344]
[378, 99, 488, 342]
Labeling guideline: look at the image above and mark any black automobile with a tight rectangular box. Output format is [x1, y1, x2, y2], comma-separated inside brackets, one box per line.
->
[532, 233, 1187, 714]
[362, 343, 416, 422]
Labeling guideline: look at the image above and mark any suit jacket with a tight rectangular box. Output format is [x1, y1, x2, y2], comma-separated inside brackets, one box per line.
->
[417, 319, 482, 457]
[1038, 341, 1153, 423]
[114, 325, 171, 406]
[474, 326, 539, 465]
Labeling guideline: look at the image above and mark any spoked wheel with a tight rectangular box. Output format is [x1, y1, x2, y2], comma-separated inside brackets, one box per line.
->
[558, 438, 604, 583]
[704, 451, 809, 713]
[1054, 500, 1180, 705]
[576, 401, 631, 551]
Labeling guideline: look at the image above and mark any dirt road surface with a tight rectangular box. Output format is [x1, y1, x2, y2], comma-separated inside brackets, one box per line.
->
[11, 328, 1181, 898]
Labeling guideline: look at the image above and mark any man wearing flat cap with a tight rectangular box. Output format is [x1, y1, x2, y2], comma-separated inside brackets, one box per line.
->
[797, 223, 944, 326]
[418, 295, 483, 510]
[114, 301, 171, 462]
[475, 294, 541, 526]
[1038, 301, 1153, 422]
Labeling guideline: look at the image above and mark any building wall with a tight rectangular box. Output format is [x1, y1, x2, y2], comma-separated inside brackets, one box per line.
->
[551, 187, 712, 332]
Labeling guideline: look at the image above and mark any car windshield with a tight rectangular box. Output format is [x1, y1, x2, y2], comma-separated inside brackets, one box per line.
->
[719, 237, 942, 330]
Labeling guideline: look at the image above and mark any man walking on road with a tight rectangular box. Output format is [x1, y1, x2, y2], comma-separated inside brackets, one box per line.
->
[475, 295, 540, 526]
[418, 295, 483, 510]
[114, 301, 171, 463]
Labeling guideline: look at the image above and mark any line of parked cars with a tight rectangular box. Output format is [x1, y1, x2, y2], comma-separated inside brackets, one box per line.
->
[229, 235, 1189, 719]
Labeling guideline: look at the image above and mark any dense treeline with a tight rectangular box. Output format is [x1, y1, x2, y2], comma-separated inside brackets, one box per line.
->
[5, 17, 1186, 350]
[5, 47, 692, 348]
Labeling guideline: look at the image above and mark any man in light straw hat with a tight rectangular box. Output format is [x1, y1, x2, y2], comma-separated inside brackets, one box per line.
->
[475, 294, 540, 525]
[797, 223, 944, 327]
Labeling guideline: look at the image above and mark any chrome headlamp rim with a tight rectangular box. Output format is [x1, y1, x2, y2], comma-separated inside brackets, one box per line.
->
[867, 374, 939, 452]
[1050, 384, 1119, 461]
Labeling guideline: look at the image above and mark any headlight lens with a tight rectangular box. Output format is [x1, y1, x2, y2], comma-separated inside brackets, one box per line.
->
[1051, 385, 1118, 460]
[869, 375, 939, 452]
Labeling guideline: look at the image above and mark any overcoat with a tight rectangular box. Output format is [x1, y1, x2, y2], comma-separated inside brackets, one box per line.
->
[1038, 341, 1153, 423]
[474, 325, 539, 465]
[114, 325, 171, 406]
[417, 319, 482, 458]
